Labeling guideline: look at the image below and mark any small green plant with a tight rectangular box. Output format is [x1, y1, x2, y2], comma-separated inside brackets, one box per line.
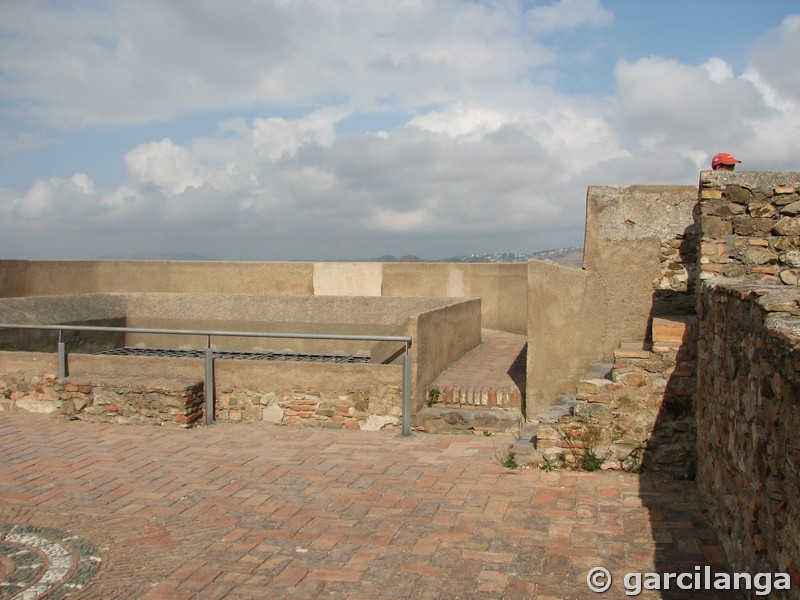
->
[621, 446, 644, 473]
[483, 429, 492, 437]
[579, 447, 604, 472]
[540, 456, 556, 472]
[554, 422, 608, 472]
[426, 388, 441, 407]
[492, 443, 518, 469]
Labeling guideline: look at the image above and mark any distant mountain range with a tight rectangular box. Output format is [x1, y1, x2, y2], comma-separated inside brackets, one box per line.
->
[99, 246, 584, 268]
[362, 246, 584, 268]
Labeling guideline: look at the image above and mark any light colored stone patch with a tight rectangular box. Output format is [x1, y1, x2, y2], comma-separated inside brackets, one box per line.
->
[262, 404, 284, 424]
[360, 415, 399, 431]
[15, 398, 57, 414]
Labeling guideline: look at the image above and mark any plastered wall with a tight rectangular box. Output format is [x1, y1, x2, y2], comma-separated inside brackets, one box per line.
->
[0, 260, 526, 334]
[584, 185, 699, 345]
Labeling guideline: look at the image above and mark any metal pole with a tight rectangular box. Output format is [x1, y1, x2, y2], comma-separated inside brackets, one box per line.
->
[57, 329, 67, 379]
[400, 341, 413, 437]
[204, 336, 215, 426]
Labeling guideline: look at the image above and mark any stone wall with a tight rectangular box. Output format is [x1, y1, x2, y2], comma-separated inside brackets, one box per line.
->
[215, 383, 403, 432]
[699, 171, 800, 285]
[0, 352, 408, 431]
[535, 316, 697, 478]
[695, 280, 800, 592]
[0, 369, 205, 427]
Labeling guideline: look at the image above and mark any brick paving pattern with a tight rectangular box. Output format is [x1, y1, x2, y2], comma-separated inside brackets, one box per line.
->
[0, 413, 734, 599]
[431, 329, 526, 393]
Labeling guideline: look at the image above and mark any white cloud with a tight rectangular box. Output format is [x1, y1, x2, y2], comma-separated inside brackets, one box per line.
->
[10, 174, 96, 220]
[252, 108, 345, 161]
[1, 2, 799, 260]
[749, 14, 800, 102]
[525, 0, 614, 34]
[125, 139, 203, 197]
[704, 58, 734, 83]
[614, 56, 769, 162]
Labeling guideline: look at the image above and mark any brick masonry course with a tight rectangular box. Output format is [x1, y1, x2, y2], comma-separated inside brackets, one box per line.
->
[0, 413, 733, 599]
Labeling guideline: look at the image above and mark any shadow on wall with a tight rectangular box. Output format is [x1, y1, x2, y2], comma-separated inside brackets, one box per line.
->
[507, 343, 527, 416]
[637, 212, 732, 598]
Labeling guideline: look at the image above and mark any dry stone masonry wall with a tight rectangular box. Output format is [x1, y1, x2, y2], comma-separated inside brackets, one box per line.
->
[699, 171, 800, 285]
[215, 383, 403, 431]
[695, 281, 800, 590]
[0, 372, 205, 427]
[695, 171, 800, 591]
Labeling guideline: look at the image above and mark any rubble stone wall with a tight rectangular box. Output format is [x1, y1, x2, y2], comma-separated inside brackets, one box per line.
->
[0, 370, 205, 427]
[695, 280, 800, 588]
[699, 171, 800, 284]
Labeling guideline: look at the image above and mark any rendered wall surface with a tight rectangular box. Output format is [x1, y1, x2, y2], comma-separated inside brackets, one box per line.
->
[0, 260, 525, 333]
[0, 260, 316, 297]
[382, 262, 528, 335]
[584, 185, 698, 345]
[526, 259, 607, 414]
[410, 300, 482, 412]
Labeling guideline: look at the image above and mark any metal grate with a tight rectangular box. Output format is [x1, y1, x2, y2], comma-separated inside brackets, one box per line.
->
[95, 347, 371, 363]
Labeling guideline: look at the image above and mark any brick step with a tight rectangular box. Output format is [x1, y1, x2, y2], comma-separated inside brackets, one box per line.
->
[651, 315, 697, 344]
[426, 385, 522, 409]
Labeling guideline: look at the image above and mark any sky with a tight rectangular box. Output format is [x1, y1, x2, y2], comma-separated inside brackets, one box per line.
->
[1, 1, 799, 261]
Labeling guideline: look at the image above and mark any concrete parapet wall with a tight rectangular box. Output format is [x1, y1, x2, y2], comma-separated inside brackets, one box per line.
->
[695, 280, 800, 591]
[526, 260, 607, 414]
[382, 262, 528, 335]
[411, 299, 482, 413]
[0, 260, 526, 333]
[584, 185, 699, 345]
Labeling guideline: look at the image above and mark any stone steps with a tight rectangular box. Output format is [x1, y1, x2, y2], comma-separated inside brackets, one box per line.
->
[524, 314, 697, 473]
[414, 404, 523, 435]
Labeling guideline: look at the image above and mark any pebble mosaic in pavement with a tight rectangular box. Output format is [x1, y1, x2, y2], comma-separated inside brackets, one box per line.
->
[0, 524, 101, 600]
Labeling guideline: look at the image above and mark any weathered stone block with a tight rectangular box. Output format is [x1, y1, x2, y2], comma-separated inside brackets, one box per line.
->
[743, 246, 778, 265]
[779, 200, 800, 215]
[748, 202, 777, 218]
[261, 404, 283, 424]
[701, 216, 733, 238]
[732, 216, 773, 236]
[779, 269, 800, 285]
[773, 216, 800, 236]
[724, 185, 752, 204]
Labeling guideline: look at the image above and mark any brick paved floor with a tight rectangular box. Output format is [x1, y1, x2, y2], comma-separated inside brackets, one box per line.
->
[0, 413, 734, 599]
[431, 329, 526, 393]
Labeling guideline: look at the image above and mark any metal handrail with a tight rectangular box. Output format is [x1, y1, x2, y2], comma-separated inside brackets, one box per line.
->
[0, 323, 413, 436]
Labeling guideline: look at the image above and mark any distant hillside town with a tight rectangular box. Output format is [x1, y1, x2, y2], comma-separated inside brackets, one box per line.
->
[368, 246, 584, 268]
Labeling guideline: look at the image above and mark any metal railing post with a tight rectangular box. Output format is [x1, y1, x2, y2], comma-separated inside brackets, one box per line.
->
[204, 336, 215, 425]
[57, 329, 67, 379]
[400, 341, 412, 437]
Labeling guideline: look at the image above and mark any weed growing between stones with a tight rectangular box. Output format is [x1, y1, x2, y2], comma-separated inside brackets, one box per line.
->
[540, 456, 556, 472]
[553, 421, 608, 472]
[492, 443, 518, 469]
